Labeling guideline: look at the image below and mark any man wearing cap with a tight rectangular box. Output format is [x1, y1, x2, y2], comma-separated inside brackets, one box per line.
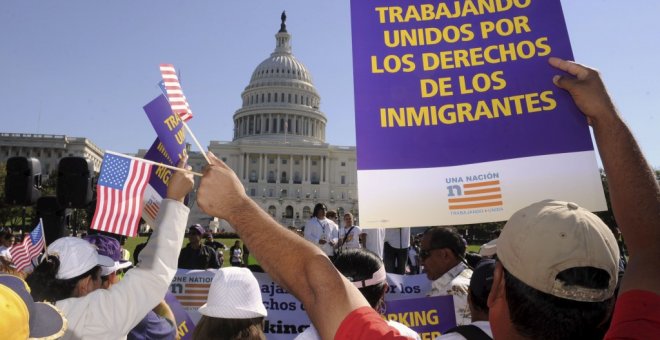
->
[178, 224, 221, 270]
[420, 226, 472, 326]
[0, 274, 68, 339]
[197, 57, 660, 339]
[484, 58, 660, 339]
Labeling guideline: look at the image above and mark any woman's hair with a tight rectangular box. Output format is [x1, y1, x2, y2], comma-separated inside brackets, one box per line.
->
[192, 315, 265, 340]
[312, 203, 327, 218]
[25, 255, 101, 303]
[333, 249, 386, 308]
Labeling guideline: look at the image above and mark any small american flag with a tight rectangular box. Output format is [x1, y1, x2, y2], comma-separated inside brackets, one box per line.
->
[143, 197, 160, 222]
[90, 154, 152, 236]
[9, 220, 45, 272]
[448, 180, 503, 210]
[159, 64, 193, 122]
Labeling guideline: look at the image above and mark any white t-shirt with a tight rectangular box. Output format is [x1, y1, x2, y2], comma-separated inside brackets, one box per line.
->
[362, 227, 386, 259]
[340, 225, 362, 250]
[304, 217, 339, 256]
[385, 228, 411, 249]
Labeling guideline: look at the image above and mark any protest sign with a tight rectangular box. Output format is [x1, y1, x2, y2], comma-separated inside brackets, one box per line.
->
[385, 295, 456, 340]
[141, 94, 188, 226]
[164, 292, 195, 340]
[350, 0, 606, 227]
[144, 94, 187, 165]
[170, 270, 431, 339]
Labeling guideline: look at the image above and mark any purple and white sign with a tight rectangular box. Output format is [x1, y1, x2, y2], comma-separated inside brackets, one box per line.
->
[350, 0, 606, 227]
[385, 295, 456, 338]
[142, 95, 188, 226]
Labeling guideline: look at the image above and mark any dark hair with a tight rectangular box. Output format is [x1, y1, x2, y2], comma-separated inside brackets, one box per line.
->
[503, 266, 613, 340]
[25, 255, 101, 303]
[312, 203, 327, 218]
[333, 249, 385, 308]
[192, 315, 265, 340]
[424, 227, 466, 259]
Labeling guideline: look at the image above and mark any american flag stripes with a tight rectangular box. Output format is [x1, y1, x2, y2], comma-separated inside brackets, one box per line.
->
[175, 282, 211, 308]
[159, 64, 193, 122]
[90, 153, 152, 237]
[143, 197, 160, 222]
[9, 220, 45, 272]
[448, 180, 503, 210]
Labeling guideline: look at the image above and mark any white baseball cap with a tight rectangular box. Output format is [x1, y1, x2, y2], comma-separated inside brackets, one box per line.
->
[497, 200, 619, 302]
[47, 237, 114, 280]
[198, 267, 267, 319]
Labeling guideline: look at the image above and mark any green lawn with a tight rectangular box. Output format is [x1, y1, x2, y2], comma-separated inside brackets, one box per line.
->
[123, 236, 482, 268]
[123, 236, 258, 267]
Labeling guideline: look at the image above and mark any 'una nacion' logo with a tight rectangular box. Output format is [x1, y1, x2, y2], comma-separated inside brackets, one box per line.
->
[446, 173, 503, 213]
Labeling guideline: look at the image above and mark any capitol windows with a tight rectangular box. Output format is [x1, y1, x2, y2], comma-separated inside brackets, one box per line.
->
[268, 206, 276, 217]
[341, 175, 346, 185]
[285, 205, 294, 218]
[250, 171, 257, 183]
[268, 171, 275, 183]
[303, 206, 311, 219]
[288, 94, 291, 103]
[341, 161, 346, 167]
[250, 188, 256, 196]
[268, 93, 271, 102]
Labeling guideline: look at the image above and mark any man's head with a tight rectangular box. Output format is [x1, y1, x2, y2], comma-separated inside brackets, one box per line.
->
[312, 203, 327, 219]
[468, 259, 495, 322]
[489, 200, 619, 340]
[188, 224, 205, 246]
[420, 227, 466, 281]
[343, 213, 354, 227]
[326, 210, 338, 222]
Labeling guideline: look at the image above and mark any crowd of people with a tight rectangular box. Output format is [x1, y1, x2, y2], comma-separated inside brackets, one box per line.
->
[1, 58, 658, 339]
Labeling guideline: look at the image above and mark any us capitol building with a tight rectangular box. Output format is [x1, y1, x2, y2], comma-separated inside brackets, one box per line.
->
[187, 13, 358, 230]
[1, 14, 358, 231]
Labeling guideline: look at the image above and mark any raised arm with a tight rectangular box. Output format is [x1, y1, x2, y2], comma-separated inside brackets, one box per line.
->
[197, 153, 369, 339]
[550, 57, 660, 294]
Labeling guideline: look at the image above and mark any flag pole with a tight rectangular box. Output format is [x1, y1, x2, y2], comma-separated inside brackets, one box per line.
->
[105, 150, 203, 177]
[40, 218, 47, 255]
[181, 121, 211, 164]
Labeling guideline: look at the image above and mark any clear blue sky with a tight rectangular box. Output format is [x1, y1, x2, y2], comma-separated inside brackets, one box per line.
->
[2, 1, 658, 168]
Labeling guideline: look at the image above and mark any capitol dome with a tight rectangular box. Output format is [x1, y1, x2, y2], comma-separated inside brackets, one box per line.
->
[233, 12, 327, 144]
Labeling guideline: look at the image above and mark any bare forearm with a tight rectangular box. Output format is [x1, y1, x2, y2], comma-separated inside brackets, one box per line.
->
[225, 197, 328, 304]
[592, 113, 660, 254]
